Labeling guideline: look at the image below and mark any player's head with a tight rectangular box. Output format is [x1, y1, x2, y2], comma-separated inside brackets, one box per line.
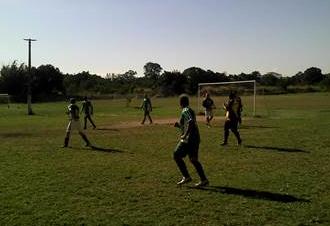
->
[84, 96, 88, 101]
[144, 93, 148, 98]
[179, 94, 189, 108]
[206, 92, 210, 98]
[229, 91, 235, 99]
[70, 98, 76, 104]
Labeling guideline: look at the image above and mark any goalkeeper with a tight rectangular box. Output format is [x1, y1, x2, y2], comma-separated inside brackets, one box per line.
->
[221, 92, 242, 146]
[202, 92, 216, 127]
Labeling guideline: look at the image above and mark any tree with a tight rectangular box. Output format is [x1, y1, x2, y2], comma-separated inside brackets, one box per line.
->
[159, 70, 187, 96]
[143, 62, 163, 86]
[0, 61, 28, 102]
[33, 64, 64, 99]
[182, 67, 207, 94]
[302, 67, 323, 84]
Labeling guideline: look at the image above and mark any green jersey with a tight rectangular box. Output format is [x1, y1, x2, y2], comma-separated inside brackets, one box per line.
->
[179, 107, 200, 143]
[141, 98, 152, 112]
[68, 104, 80, 120]
[82, 100, 93, 115]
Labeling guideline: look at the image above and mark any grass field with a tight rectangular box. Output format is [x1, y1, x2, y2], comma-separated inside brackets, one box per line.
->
[1, 93, 330, 225]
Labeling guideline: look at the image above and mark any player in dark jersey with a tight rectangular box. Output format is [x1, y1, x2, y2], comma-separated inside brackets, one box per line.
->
[202, 92, 216, 127]
[141, 94, 153, 124]
[174, 94, 209, 187]
[221, 92, 242, 146]
[63, 98, 91, 148]
[81, 96, 96, 130]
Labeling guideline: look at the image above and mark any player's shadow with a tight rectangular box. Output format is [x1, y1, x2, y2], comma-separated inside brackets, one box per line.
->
[0, 132, 33, 138]
[96, 128, 120, 132]
[190, 186, 309, 203]
[244, 145, 309, 153]
[90, 145, 123, 153]
[240, 125, 278, 129]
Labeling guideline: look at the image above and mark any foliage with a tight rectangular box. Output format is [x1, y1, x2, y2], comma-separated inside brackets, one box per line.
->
[1, 60, 329, 101]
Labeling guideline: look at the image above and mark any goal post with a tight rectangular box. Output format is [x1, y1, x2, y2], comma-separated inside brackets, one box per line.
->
[0, 94, 10, 108]
[197, 80, 256, 116]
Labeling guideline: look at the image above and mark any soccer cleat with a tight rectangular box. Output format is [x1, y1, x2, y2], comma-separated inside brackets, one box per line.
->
[221, 142, 227, 146]
[237, 139, 242, 146]
[176, 177, 192, 185]
[195, 179, 209, 187]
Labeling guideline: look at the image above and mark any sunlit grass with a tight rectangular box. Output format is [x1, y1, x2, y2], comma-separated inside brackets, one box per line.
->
[0, 93, 330, 225]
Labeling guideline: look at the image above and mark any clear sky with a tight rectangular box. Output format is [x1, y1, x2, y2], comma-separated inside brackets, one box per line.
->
[1, 0, 329, 76]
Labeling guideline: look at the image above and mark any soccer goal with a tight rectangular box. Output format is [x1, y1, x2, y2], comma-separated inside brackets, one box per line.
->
[197, 80, 256, 116]
[0, 94, 10, 108]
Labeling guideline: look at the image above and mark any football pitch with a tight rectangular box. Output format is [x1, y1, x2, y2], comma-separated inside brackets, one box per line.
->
[1, 92, 330, 225]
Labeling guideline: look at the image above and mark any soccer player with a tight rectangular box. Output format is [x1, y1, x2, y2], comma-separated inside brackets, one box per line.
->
[63, 98, 91, 148]
[140, 94, 153, 124]
[233, 91, 243, 125]
[202, 92, 216, 127]
[221, 92, 242, 146]
[174, 94, 209, 187]
[81, 96, 96, 130]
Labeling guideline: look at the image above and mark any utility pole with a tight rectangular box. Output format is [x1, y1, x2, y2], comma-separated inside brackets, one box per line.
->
[24, 38, 37, 115]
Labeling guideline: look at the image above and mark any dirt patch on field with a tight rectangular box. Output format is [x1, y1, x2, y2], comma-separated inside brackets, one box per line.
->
[98, 116, 234, 130]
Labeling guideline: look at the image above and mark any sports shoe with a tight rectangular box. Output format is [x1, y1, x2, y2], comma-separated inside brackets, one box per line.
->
[176, 177, 192, 185]
[221, 142, 227, 146]
[237, 139, 242, 146]
[195, 179, 209, 187]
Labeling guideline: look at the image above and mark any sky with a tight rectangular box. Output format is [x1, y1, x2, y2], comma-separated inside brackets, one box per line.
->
[0, 0, 329, 77]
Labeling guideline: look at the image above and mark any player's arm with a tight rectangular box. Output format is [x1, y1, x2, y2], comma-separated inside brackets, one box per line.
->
[81, 103, 85, 114]
[90, 103, 94, 115]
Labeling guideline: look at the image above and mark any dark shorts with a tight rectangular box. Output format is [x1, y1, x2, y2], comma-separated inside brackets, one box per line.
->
[224, 119, 239, 131]
[174, 140, 200, 159]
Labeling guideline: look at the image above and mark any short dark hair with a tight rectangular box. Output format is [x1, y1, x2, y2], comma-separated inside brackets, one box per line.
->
[179, 94, 189, 107]
[70, 98, 76, 104]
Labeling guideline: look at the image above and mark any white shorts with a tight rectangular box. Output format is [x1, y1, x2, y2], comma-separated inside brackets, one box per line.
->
[205, 109, 213, 118]
[66, 119, 82, 133]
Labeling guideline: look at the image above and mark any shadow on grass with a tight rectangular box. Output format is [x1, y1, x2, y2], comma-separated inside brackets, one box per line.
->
[90, 145, 124, 153]
[244, 145, 309, 153]
[96, 128, 120, 132]
[0, 132, 33, 138]
[189, 186, 309, 203]
[240, 125, 278, 129]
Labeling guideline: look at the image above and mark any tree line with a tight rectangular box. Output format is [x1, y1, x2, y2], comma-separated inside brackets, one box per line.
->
[0, 61, 329, 102]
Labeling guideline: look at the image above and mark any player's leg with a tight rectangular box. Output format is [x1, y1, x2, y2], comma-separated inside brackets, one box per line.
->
[73, 120, 90, 147]
[173, 142, 191, 184]
[63, 121, 72, 147]
[79, 131, 91, 147]
[231, 120, 242, 145]
[141, 111, 147, 124]
[221, 121, 230, 145]
[83, 115, 88, 129]
[87, 115, 96, 129]
[147, 112, 153, 124]
[188, 143, 208, 186]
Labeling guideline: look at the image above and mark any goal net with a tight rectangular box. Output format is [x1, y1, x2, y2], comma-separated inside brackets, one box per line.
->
[197, 80, 256, 117]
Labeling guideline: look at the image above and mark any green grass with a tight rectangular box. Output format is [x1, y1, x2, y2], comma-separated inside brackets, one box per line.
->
[1, 93, 330, 225]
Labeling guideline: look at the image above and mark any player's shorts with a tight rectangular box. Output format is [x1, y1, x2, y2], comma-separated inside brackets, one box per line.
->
[66, 119, 82, 133]
[174, 140, 200, 159]
[205, 109, 213, 118]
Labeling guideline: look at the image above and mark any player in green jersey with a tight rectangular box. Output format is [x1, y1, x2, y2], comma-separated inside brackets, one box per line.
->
[174, 94, 209, 187]
[63, 98, 91, 148]
[141, 94, 153, 124]
[81, 96, 96, 130]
